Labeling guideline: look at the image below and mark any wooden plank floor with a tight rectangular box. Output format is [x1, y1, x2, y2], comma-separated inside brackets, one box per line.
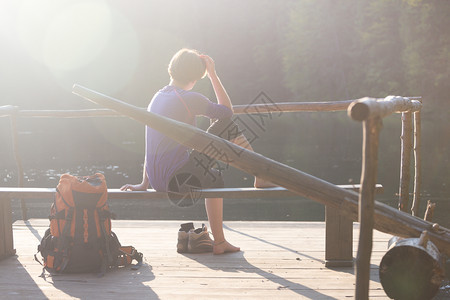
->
[0, 220, 392, 299]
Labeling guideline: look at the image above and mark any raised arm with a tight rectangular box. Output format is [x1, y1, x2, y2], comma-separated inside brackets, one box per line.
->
[201, 55, 233, 112]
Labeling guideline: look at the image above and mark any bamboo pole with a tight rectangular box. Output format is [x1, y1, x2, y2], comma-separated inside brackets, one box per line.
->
[348, 96, 422, 121]
[399, 112, 413, 212]
[72, 84, 450, 256]
[411, 110, 422, 216]
[355, 117, 382, 300]
[8, 111, 27, 220]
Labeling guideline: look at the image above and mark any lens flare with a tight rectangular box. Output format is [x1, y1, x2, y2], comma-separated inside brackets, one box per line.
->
[17, 0, 140, 94]
[42, 2, 113, 71]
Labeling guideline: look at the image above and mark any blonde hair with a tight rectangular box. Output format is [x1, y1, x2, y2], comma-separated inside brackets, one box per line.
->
[168, 48, 207, 84]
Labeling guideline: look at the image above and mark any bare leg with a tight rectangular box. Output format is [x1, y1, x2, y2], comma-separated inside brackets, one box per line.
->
[205, 197, 240, 255]
[230, 134, 278, 188]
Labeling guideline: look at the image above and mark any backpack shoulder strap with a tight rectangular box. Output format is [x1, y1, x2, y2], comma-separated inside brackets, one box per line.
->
[57, 207, 74, 272]
[56, 187, 72, 208]
[173, 88, 193, 118]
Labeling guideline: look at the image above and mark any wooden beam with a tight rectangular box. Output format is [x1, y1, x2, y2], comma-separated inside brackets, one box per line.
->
[233, 100, 353, 114]
[0, 101, 356, 119]
[18, 109, 120, 118]
[0, 97, 422, 120]
[348, 96, 422, 121]
[72, 85, 450, 256]
[0, 185, 384, 200]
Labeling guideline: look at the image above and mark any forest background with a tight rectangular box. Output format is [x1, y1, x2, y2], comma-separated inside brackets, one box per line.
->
[0, 0, 449, 225]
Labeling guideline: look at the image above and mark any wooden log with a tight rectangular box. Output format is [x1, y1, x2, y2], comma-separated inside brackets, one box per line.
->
[379, 231, 444, 300]
[348, 96, 422, 121]
[18, 109, 120, 118]
[355, 117, 382, 300]
[2, 101, 354, 119]
[72, 85, 450, 256]
[233, 100, 353, 114]
[399, 112, 413, 212]
[411, 110, 422, 216]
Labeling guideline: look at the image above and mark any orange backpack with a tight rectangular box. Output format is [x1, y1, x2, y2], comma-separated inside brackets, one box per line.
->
[36, 173, 142, 274]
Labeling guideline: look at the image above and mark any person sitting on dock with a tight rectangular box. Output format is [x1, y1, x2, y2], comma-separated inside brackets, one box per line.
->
[120, 48, 274, 254]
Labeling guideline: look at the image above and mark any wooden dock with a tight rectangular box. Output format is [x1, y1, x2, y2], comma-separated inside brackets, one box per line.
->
[0, 219, 392, 299]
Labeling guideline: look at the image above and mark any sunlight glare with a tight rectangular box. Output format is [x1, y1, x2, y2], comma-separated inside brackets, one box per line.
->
[17, 0, 140, 94]
[43, 2, 112, 71]
[17, 0, 112, 70]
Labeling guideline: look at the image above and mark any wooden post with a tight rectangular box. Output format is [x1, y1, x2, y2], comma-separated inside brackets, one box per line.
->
[0, 196, 15, 260]
[355, 117, 382, 300]
[411, 110, 421, 216]
[72, 85, 450, 256]
[9, 112, 27, 220]
[325, 206, 353, 267]
[398, 112, 413, 212]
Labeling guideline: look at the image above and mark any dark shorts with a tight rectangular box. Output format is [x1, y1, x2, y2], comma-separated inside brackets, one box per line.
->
[167, 118, 240, 207]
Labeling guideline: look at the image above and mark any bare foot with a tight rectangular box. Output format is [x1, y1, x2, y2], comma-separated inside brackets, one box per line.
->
[254, 178, 278, 188]
[213, 240, 240, 255]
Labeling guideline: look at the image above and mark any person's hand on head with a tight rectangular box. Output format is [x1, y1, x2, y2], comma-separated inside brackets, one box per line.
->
[200, 55, 216, 78]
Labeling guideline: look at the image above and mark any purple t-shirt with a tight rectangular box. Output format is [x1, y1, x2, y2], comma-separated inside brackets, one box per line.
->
[145, 85, 233, 191]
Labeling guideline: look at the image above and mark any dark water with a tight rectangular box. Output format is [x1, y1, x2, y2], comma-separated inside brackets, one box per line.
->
[1, 113, 448, 227]
[3, 164, 449, 231]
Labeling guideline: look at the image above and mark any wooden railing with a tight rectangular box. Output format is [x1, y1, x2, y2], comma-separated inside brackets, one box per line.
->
[0, 95, 423, 219]
[0, 99, 357, 220]
[347, 96, 423, 299]
[0, 100, 353, 118]
[1, 88, 447, 300]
